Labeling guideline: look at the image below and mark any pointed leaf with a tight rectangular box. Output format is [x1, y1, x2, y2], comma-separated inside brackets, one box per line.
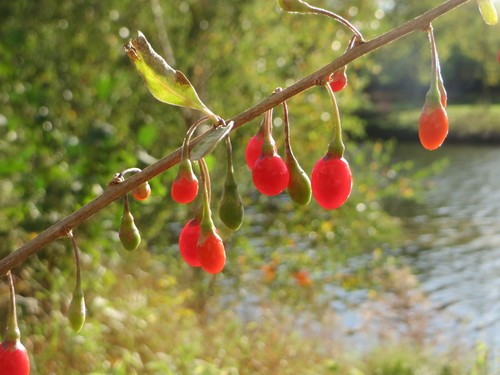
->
[477, 0, 498, 25]
[124, 31, 217, 121]
[190, 121, 234, 160]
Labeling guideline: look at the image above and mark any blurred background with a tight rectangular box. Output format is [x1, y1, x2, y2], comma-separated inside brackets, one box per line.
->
[1, 0, 500, 374]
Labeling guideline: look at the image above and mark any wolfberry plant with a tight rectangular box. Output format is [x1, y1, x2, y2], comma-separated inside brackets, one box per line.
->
[0, 0, 498, 371]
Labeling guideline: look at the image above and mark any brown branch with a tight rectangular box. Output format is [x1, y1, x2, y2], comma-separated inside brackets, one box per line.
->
[0, 0, 471, 276]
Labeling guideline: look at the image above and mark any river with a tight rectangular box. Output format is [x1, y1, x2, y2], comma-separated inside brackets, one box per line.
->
[394, 143, 500, 356]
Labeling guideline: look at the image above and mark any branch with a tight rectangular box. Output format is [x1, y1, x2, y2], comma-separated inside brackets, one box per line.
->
[0, 0, 471, 276]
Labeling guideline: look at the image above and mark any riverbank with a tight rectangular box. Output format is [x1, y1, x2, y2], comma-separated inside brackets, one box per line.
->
[363, 104, 500, 143]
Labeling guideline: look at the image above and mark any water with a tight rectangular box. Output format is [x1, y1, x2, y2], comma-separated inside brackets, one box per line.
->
[395, 144, 500, 355]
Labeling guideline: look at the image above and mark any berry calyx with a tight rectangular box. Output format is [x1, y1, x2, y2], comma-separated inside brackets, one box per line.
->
[196, 231, 226, 274]
[132, 182, 151, 201]
[252, 154, 290, 196]
[418, 105, 448, 150]
[311, 155, 352, 210]
[179, 218, 201, 267]
[328, 68, 348, 92]
[171, 159, 199, 204]
[0, 272, 30, 375]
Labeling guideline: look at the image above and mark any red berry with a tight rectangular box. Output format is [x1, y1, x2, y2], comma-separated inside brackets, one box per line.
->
[328, 70, 348, 92]
[0, 341, 30, 375]
[196, 232, 226, 274]
[292, 270, 313, 287]
[179, 219, 201, 267]
[418, 106, 448, 150]
[245, 134, 264, 169]
[171, 174, 199, 204]
[252, 154, 290, 196]
[311, 156, 352, 209]
[497, 49, 500, 64]
[132, 182, 151, 201]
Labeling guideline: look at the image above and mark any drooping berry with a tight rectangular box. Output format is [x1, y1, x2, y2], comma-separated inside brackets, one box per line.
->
[419, 26, 449, 150]
[252, 154, 290, 196]
[195, 156, 226, 274]
[171, 159, 199, 204]
[282, 99, 311, 206]
[119, 198, 141, 251]
[132, 182, 151, 201]
[418, 105, 448, 150]
[0, 272, 30, 375]
[179, 218, 201, 267]
[68, 288, 86, 333]
[497, 49, 500, 64]
[219, 138, 244, 230]
[196, 231, 226, 274]
[328, 68, 348, 92]
[0, 341, 30, 375]
[286, 156, 311, 205]
[311, 155, 352, 210]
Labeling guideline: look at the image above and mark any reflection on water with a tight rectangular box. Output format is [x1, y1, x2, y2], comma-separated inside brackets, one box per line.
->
[396, 144, 500, 353]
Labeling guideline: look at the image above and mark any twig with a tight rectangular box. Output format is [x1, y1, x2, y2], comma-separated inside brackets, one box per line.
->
[0, 0, 471, 276]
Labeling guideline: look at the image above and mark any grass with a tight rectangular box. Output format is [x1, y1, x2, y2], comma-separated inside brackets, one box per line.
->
[6, 249, 492, 375]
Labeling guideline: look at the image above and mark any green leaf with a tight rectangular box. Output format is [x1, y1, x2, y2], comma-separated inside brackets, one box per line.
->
[124, 31, 218, 122]
[190, 121, 234, 160]
[477, 0, 498, 25]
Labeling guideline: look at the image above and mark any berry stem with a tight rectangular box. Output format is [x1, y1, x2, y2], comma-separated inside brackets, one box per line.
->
[4, 271, 21, 343]
[69, 231, 82, 295]
[123, 193, 131, 215]
[324, 83, 345, 158]
[120, 168, 142, 177]
[284, 0, 364, 42]
[426, 25, 441, 104]
[183, 116, 214, 160]
[198, 158, 215, 235]
[224, 136, 234, 175]
[282, 98, 294, 159]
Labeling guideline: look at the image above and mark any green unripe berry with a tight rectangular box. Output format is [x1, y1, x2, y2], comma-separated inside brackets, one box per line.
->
[286, 155, 312, 206]
[219, 172, 244, 231]
[68, 288, 86, 333]
[119, 211, 141, 250]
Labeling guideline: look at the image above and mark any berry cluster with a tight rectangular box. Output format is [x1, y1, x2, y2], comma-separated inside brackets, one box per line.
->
[246, 86, 352, 212]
